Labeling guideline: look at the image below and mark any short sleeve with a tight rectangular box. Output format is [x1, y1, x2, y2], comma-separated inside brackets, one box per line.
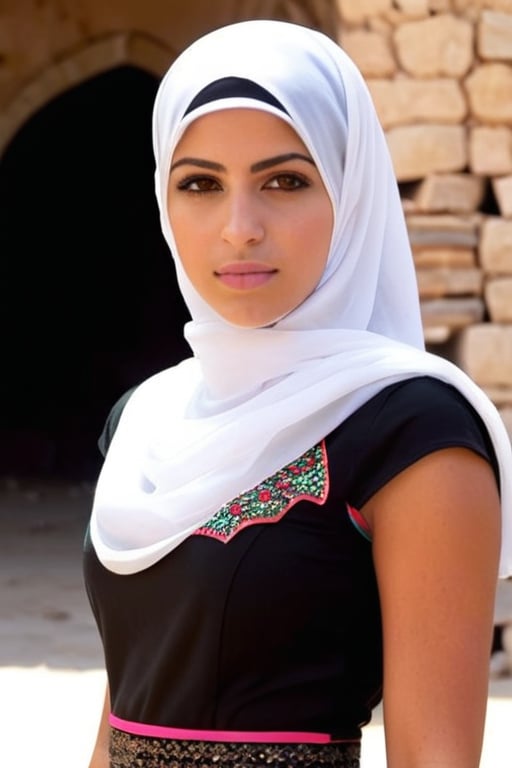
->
[339, 376, 500, 509]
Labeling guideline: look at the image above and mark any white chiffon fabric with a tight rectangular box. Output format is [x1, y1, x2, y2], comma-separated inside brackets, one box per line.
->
[90, 20, 512, 576]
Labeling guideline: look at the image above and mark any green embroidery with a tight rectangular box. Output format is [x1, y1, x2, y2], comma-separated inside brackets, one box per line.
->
[195, 441, 328, 541]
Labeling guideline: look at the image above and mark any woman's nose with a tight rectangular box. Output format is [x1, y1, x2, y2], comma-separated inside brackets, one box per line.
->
[220, 193, 265, 247]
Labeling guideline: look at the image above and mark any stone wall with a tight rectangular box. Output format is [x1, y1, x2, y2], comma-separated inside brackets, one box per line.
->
[337, 0, 512, 431]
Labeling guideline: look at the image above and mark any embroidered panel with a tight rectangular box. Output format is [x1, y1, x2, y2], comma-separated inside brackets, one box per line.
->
[195, 441, 329, 542]
[110, 729, 361, 768]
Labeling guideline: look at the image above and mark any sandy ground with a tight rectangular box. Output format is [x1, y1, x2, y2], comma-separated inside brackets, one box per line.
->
[1, 479, 511, 768]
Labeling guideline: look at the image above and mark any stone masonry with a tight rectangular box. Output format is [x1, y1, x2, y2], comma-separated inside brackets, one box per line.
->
[338, 0, 512, 433]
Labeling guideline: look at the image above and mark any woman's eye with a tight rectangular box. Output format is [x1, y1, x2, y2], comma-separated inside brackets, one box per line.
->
[176, 176, 221, 193]
[264, 173, 310, 191]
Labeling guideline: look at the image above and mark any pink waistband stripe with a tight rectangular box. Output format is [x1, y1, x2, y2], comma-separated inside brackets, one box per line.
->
[109, 714, 357, 744]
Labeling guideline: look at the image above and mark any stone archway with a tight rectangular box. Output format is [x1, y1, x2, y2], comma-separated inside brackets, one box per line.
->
[0, 63, 191, 481]
[0, 33, 174, 157]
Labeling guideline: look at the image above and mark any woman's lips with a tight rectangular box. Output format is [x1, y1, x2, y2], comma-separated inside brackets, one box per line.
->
[214, 262, 277, 290]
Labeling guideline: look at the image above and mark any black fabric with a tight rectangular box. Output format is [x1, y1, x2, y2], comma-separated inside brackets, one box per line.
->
[97, 385, 138, 458]
[184, 77, 288, 116]
[334, 376, 500, 509]
[84, 376, 498, 743]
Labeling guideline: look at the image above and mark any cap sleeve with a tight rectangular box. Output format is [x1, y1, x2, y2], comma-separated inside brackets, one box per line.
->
[342, 376, 499, 510]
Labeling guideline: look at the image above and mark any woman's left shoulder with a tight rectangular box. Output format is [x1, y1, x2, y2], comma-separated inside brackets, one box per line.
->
[339, 375, 499, 510]
[376, 375, 492, 440]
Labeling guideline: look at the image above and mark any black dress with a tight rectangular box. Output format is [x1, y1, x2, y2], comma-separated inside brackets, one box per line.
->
[83, 376, 498, 767]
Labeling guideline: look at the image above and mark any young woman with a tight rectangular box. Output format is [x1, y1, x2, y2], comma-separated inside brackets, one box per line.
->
[84, 19, 512, 768]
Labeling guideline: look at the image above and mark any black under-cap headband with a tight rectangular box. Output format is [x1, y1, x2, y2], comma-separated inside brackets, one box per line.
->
[184, 76, 288, 116]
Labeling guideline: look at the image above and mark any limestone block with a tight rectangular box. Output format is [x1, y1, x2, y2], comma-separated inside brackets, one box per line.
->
[465, 64, 512, 124]
[393, 0, 429, 14]
[413, 173, 485, 213]
[498, 407, 512, 438]
[455, 324, 512, 387]
[488, 1, 512, 10]
[469, 126, 512, 175]
[454, 1, 512, 15]
[394, 15, 473, 77]
[480, 217, 512, 273]
[453, 0, 478, 9]
[340, 30, 396, 77]
[417, 267, 483, 298]
[428, 0, 451, 10]
[485, 277, 512, 321]
[406, 213, 480, 248]
[424, 326, 452, 344]
[490, 0, 512, 10]
[367, 78, 467, 129]
[492, 175, 512, 217]
[478, 10, 512, 60]
[336, 0, 392, 24]
[420, 297, 485, 331]
[126, 35, 173, 76]
[483, 387, 512, 407]
[368, 16, 394, 34]
[387, 125, 467, 182]
[384, 8, 428, 24]
[413, 247, 477, 268]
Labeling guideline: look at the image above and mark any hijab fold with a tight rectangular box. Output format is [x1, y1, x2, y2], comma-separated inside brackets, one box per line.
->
[90, 20, 512, 576]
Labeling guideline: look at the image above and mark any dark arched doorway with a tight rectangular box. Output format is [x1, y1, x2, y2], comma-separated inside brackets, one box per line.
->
[0, 66, 191, 481]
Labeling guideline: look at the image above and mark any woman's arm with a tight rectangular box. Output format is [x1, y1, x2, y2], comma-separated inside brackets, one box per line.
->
[364, 447, 501, 768]
[87, 683, 110, 768]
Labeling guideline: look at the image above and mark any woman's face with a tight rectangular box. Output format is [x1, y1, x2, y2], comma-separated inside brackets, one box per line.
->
[167, 108, 333, 328]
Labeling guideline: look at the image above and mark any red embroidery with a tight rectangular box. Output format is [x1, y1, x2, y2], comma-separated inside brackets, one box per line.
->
[195, 442, 329, 542]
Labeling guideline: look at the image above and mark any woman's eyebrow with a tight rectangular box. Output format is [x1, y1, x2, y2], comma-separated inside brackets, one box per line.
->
[250, 153, 315, 172]
[170, 158, 224, 173]
[170, 152, 315, 174]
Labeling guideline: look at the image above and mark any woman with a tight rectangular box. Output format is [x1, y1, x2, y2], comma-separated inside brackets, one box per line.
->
[84, 19, 512, 768]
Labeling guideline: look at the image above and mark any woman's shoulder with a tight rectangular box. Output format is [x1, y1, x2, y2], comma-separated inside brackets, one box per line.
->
[351, 375, 491, 435]
[331, 375, 499, 509]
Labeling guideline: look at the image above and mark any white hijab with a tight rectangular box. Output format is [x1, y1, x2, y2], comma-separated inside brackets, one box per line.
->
[90, 19, 512, 576]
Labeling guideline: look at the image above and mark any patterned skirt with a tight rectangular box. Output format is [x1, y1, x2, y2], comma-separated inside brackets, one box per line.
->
[109, 728, 361, 768]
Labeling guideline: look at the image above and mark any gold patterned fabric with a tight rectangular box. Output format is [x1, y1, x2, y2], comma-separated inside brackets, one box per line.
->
[110, 729, 360, 767]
